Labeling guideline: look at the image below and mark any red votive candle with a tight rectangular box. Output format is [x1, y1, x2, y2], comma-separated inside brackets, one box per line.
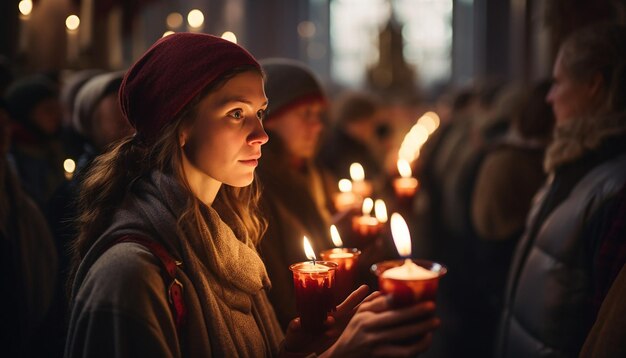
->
[371, 259, 447, 307]
[320, 248, 361, 305]
[290, 261, 338, 334]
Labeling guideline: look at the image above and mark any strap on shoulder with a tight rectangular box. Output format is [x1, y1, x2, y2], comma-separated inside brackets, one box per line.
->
[114, 235, 187, 332]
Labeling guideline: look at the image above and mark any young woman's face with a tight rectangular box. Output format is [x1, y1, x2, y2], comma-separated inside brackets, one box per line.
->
[546, 51, 597, 125]
[182, 71, 268, 188]
[264, 100, 326, 160]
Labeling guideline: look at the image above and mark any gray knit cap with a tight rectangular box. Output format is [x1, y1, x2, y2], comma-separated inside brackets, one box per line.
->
[260, 58, 325, 119]
[72, 71, 124, 137]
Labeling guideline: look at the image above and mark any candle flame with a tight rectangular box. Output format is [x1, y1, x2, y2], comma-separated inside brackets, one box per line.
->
[338, 178, 352, 193]
[303, 236, 316, 261]
[330, 225, 343, 247]
[350, 162, 365, 181]
[362, 197, 373, 216]
[63, 158, 76, 174]
[19, 0, 33, 16]
[397, 159, 412, 178]
[374, 199, 388, 223]
[390, 213, 411, 257]
[65, 15, 80, 31]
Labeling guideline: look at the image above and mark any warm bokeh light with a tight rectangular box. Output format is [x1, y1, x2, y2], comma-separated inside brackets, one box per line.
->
[221, 31, 237, 43]
[330, 225, 343, 247]
[298, 21, 316, 38]
[417, 111, 441, 134]
[374, 199, 388, 223]
[65, 15, 80, 31]
[362, 197, 374, 216]
[187, 9, 204, 28]
[350, 162, 365, 181]
[303, 236, 316, 261]
[166, 12, 183, 29]
[397, 159, 413, 178]
[162, 31, 175, 38]
[19, 0, 33, 17]
[338, 179, 352, 193]
[63, 158, 76, 174]
[390, 213, 411, 257]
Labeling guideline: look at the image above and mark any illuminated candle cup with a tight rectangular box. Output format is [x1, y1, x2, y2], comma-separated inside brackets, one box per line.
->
[320, 225, 361, 304]
[290, 237, 338, 334]
[350, 162, 373, 198]
[371, 213, 446, 307]
[333, 178, 360, 212]
[351, 198, 381, 244]
[393, 159, 419, 198]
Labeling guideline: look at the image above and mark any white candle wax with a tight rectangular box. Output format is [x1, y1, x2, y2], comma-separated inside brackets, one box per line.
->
[328, 252, 355, 259]
[382, 259, 437, 280]
[298, 262, 331, 273]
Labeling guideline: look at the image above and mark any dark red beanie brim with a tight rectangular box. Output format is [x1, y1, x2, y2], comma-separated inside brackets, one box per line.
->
[119, 33, 260, 141]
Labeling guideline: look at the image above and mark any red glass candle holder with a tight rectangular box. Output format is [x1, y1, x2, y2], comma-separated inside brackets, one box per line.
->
[320, 248, 361, 305]
[290, 261, 338, 334]
[333, 191, 361, 212]
[351, 215, 381, 246]
[351, 179, 373, 198]
[393, 177, 419, 198]
[371, 259, 447, 307]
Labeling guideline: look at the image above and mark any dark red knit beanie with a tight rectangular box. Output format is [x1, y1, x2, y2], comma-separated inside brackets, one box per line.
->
[119, 33, 260, 141]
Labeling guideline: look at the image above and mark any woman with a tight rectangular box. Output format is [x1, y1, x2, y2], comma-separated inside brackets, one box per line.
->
[497, 23, 626, 357]
[65, 33, 439, 357]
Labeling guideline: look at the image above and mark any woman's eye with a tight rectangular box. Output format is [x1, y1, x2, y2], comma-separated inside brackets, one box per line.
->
[256, 109, 266, 120]
[229, 110, 244, 119]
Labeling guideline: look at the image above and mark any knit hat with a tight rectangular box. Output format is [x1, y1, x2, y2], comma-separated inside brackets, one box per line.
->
[260, 58, 326, 120]
[119, 33, 260, 141]
[73, 71, 124, 137]
[4, 74, 58, 125]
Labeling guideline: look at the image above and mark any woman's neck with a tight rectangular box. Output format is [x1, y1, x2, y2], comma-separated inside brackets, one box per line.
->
[181, 154, 222, 206]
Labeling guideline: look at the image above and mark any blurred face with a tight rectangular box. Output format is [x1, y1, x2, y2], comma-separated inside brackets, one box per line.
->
[31, 98, 62, 135]
[546, 51, 596, 125]
[181, 71, 268, 189]
[92, 94, 134, 150]
[264, 100, 326, 160]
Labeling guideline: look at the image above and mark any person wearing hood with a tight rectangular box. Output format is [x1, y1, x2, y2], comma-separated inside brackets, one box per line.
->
[4, 74, 66, 209]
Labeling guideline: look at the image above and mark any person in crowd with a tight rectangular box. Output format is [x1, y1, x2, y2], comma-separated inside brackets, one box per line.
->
[4, 74, 66, 208]
[255, 58, 337, 329]
[65, 33, 439, 358]
[497, 23, 626, 357]
[468, 80, 555, 356]
[317, 91, 386, 191]
[0, 91, 59, 357]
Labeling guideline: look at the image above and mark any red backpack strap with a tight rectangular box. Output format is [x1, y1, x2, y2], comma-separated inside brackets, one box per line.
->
[114, 235, 187, 332]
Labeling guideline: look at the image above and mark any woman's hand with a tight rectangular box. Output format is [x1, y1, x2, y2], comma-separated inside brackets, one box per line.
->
[321, 293, 440, 358]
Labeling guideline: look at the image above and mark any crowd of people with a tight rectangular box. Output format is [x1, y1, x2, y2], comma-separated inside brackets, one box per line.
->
[1, 21, 625, 358]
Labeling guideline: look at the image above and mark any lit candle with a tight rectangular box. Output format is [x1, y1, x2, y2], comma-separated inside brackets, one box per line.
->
[289, 236, 337, 334]
[65, 15, 80, 64]
[371, 213, 447, 307]
[393, 159, 419, 198]
[320, 225, 361, 305]
[374, 199, 388, 224]
[18, 0, 33, 53]
[333, 178, 360, 212]
[63, 158, 76, 180]
[351, 198, 381, 245]
[350, 162, 373, 198]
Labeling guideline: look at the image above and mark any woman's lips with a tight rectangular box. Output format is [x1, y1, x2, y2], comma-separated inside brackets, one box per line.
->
[239, 159, 259, 166]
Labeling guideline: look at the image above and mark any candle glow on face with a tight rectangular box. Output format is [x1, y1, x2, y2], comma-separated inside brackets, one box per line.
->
[390, 213, 411, 257]
[330, 225, 343, 247]
[374, 199, 388, 223]
[350, 162, 365, 181]
[303, 236, 316, 261]
[338, 179, 352, 193]
[362, 197, 374, 216]
[397, 159, 413, 178]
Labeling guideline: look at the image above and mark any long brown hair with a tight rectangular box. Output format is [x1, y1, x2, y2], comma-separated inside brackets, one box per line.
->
[70, 65, 267, 288]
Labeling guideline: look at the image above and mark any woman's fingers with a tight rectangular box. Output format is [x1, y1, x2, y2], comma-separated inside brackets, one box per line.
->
[363, 301, 437, 330]
[336, 285, 370, 313]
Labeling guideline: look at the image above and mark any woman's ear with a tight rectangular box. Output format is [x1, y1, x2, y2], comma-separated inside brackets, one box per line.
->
[179, 128, 188, 147]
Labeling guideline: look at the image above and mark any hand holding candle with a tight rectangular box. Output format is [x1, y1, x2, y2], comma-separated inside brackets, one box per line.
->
[290, 236, 337, 334]
[371, 213, 446, 307]
[320, 225, 361, 305]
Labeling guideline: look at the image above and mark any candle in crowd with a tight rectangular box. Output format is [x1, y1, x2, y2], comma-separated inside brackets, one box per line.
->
[351, 197, 381, 245]
[349, 162, 373, 198]
[289, 236, 337, 334]
[371, 213, 446, 307]
[333, 178, 360, 212]
[393, 159, 419, 198]
[320, 225, 361, 305]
